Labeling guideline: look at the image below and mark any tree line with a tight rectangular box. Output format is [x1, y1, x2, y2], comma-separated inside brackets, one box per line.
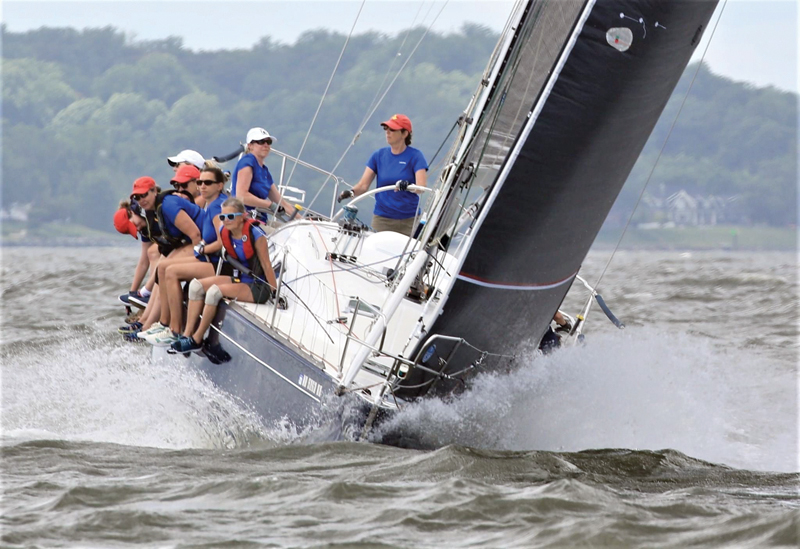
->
[2, 24, 796, 233]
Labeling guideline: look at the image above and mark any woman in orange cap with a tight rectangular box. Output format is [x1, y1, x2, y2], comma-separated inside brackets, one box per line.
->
[338, 114, 428, 236]
[114, 198, 157, 310]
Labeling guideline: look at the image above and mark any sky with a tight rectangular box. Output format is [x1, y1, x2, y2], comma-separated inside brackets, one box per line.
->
[2, 0, 798, 93]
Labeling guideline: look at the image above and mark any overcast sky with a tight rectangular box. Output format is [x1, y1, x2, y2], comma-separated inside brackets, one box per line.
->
[3, 0, 798, 92]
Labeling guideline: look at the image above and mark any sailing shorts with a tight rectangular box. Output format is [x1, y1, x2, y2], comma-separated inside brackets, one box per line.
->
[371, 215, 415, 237]
[247, 282, 272, 304]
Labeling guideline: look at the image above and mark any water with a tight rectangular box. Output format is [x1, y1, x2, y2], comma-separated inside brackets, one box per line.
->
[2, 246, 798, 547]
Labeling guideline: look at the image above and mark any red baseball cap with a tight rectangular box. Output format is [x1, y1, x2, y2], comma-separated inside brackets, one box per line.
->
[171, 164, 201, 184]
[113, 207, 138, 239]
[381, 114, 412, 133]
[131, 176, 156, 197]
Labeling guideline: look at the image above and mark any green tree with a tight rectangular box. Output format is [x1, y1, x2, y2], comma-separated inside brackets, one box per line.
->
[3, 58, 78, 126]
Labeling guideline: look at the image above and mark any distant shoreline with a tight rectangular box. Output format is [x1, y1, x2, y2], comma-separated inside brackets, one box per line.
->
[2, 224, 796, 251]
[593, 225, 797, 252]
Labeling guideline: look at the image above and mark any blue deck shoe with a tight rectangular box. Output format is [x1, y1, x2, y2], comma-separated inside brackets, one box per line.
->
[119, 291, 149, 308]
[170, 336, 202, 353]
[123, 332, 144, 343]
[118, 321, 143, 334]
[128, 292, 150, 308]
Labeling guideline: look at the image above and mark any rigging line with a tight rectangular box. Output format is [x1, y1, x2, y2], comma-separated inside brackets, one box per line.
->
[592, 0, 729, 290]
[284, 248, 415, 285]
[228, 262, 338, 343]
[427, 119, 459, 166]
[285, 0, 368, 189]
[308, 218, 342, 318]
[300, 0, 451, 218]
[360, 1, 427, 129]
[435, 2, 542, 231]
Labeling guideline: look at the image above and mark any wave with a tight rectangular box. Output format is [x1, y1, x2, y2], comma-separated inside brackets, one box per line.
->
[374, 328, 799, 473]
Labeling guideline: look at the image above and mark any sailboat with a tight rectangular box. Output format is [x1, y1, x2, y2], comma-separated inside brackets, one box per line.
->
[172, 0, 719, 438]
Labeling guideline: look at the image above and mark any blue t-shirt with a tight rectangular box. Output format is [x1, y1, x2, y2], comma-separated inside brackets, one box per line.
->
[196, 193, 227, 262]
[160, 194, 205, 239]
[367, 146, 428, 219]
[232, 153, 274, 202]
[219, 223, 266, 284]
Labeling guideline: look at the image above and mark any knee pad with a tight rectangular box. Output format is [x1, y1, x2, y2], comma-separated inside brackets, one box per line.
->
[188, 278, 206, 300]
[205, 284, 224, 306]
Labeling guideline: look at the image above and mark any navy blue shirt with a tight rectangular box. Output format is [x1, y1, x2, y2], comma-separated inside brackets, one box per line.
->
[196, 193, 227, 263]
[200, 194, 226, 244]
[160, 195, 204, 239]
[233, 153, 274, 202]
[367, 146, 428, 219]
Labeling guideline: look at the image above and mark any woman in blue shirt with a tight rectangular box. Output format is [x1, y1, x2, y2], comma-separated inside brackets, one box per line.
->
[171, 197, 280, 353]
[338, 114, 428, 236]
[232, 127, 294, 218]
[145, 166, 231, 345]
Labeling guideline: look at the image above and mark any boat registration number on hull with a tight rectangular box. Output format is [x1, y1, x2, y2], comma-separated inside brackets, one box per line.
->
[298, 374, 323, 398]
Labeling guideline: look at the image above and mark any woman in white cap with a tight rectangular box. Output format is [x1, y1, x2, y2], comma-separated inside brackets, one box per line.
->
[232, 127, 294, 218]
[167, 149, 205, 172]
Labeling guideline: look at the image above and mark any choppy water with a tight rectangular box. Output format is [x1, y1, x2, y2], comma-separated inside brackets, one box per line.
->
[2, 246, 798, 547]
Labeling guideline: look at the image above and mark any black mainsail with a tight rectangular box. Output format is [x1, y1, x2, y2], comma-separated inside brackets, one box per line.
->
[399, 0, 719, 397]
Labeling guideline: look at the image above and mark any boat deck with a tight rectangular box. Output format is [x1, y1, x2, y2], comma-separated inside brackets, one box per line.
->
[231, 221, 457, 403]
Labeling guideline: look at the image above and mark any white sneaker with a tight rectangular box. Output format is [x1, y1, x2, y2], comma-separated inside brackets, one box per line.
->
[148, 331, 180, 347]
[137, 322, 165, 340]
[143, 326, 171, 345]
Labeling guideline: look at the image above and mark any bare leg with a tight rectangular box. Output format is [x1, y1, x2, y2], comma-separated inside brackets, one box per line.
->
[139, 253, 164, 325]
[190, 280, 254, 344]
[143, 245, 161, 292]
[184, 299, 204, 337]
[184, 276, 235, 342]
[139, 285, 161, 330]
[156, 247, 193, 326]
[166, 261, 215, 334]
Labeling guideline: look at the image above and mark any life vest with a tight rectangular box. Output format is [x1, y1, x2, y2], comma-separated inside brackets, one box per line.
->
[152, 190, 195, 248]
[141, 210, 162, 242]
[220, 218, 264, 281]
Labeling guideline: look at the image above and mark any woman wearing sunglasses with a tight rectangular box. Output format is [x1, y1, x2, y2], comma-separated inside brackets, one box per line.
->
[129, 173, 203, 340]
[141, 166, 232, 346]
[232, 127, 294, 219]
[171, 197, 279, 353]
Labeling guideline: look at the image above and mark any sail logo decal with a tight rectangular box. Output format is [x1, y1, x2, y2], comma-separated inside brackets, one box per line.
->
[298, 374, 323, 398]
[607, 27, 633, 52]
[457, 270, 577, 291]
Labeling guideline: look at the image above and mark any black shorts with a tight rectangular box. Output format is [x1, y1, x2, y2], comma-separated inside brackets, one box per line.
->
[157, 242, 186, 257]
[247, 282, 272, 304]
[217, 261, 234, 277]
[229, 274, 272, 305]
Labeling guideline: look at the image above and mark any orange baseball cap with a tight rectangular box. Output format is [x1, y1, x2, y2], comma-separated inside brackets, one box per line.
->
[171, 164, 201, 184]
[130, 176, 156, 197]
[113, 207, 138, 239]
[381, 114, 412, 133]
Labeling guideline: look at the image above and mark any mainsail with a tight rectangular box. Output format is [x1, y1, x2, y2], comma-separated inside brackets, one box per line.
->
[399, 0, 719, 397]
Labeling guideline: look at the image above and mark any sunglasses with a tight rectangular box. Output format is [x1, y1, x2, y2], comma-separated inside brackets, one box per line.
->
[252, 138, 273, 145]
[197, 179, 220, 186]
[171, 181, 192, 190]
[218, 212, 244, 221]
[381, 125, 400, 132]
[131, 191, 151, 201]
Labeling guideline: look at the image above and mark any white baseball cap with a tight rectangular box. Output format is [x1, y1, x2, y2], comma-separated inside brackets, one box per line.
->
[246, 127, 277, 144]
[167, 149, 205, 170]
